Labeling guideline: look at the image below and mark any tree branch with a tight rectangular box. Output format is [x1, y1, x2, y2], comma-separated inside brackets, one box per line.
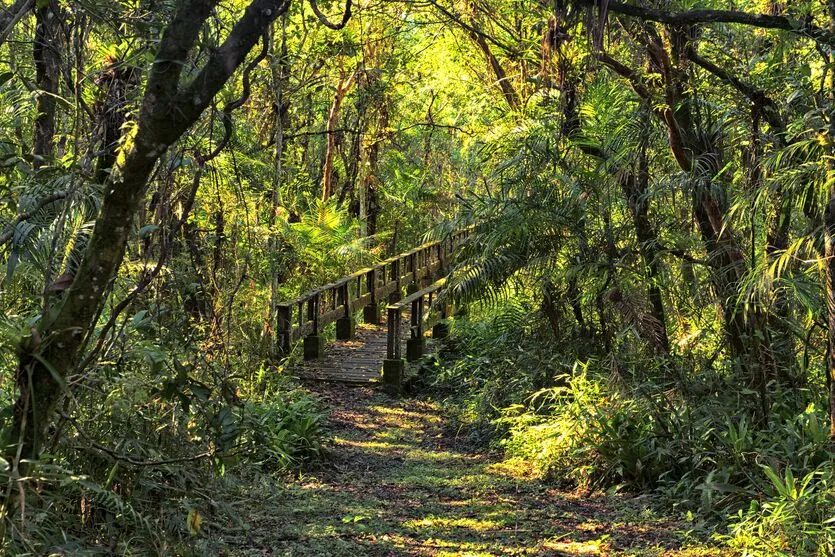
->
[308, 0, 352, 30]
[174, 0, 291, 136]
[689, 51, 788, 140]
[469, 26, 520, 110]
[204, 32, 270, 161]
[0, 0, 33, 49]
[571, 0, 835, 47]
[424, 0, 512, 53]
[596, 52, 652, 101]
[596, 52, 692, 171]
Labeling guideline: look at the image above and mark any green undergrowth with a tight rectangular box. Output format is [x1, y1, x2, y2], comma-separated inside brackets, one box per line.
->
[1, 370, 329, 555]
[426, 297, 835, 556]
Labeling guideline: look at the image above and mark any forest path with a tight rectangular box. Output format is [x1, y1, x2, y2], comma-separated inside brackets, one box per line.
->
[221, 385, 723, 556]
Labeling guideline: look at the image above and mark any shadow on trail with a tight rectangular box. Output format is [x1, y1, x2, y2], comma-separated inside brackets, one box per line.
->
[217, 386, 721, 556]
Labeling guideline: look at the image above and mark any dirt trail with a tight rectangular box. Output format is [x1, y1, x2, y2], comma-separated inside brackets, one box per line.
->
[221, 385, 723, 556]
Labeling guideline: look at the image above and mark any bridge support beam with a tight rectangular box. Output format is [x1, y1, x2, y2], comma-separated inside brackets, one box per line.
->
[382, 359, 405, 395]
[303, 335, 325, 360]
[336, 316, 355, 340]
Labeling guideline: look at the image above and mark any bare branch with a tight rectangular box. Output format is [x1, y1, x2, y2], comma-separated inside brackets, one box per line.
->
[423, 0, 512, 53]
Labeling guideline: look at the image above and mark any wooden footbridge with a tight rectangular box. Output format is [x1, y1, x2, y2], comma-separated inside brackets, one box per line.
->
[277, 229, 470, 392]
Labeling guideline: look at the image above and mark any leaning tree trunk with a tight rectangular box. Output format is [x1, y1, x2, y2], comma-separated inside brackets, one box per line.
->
[267, 16, 290, 358]
[321, 71, 354, 202]
[9, 0, 292, 468]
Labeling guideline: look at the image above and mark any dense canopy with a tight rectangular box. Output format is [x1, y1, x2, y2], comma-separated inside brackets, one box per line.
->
[1, 0, 835, 554]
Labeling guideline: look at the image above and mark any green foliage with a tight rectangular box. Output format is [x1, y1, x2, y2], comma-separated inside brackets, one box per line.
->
[8, 0, 835, 552]
[239, 391, 327, 471]
[432, 290, 835, 555]
[725, 465, 835, 555]
[427, 293, 566, 438]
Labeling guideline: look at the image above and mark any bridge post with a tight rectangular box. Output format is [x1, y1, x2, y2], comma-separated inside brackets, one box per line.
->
[419, 247, 431, 288]
[389, 259, 402, 303]
[406, 295, 425, 362]
[304, 292, 324, 360]
[335, 282, 355, 340]
[383, 306, 405, 395]
[363, 268, 381, 324]
[433, 301, 450, 339]
[276, 303, 292, 355]
[406, 252, 419, 295]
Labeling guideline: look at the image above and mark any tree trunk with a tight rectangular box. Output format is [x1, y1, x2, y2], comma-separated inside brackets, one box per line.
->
[621, 143, 670, 355]
[9, 0, 290, 466]
[599, 38, 774, 395]
[826, 0, 835, 439]
[541, 281, 562, 340]
[267, 16, 289, 358]
[468, 26, 519, 110]
[94, 59, 138, 182]
[33, 0, 61, 166]
[321, 72, 354, 202]
[561, 78, 670, 354]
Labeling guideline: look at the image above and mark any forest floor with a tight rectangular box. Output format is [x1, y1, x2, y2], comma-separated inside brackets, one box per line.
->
[213, 384, 727, 556]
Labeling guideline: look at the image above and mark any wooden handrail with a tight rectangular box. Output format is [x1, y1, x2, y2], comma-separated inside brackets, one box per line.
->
[277, 227, 471, 355]
[388, 278, 446, 311]
[385, 278, 449, 360]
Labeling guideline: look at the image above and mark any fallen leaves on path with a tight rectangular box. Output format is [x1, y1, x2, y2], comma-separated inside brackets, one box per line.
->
[213, 385, 726, 556]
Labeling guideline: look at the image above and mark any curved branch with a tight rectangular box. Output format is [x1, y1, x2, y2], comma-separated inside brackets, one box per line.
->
[0, 0, 33, 49]
[204, 32, 270, 162]
[309, 0, 352, 30]
[469, 27, 519, 110]
[689, 51, 788, 140]
[571, 0, 835, 47]
[596, 53, 692, 171]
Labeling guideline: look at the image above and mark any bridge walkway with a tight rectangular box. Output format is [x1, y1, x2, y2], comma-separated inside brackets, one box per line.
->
[277, 228, 469, 389]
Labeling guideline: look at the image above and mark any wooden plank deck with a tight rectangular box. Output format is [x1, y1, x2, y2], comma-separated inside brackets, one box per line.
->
[290, 313, 436, 384]
[290, 316, 404, 384]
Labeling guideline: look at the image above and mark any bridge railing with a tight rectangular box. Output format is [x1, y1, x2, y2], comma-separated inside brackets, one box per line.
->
[276, 228, 470, 358]
[382, 278, 451, 393]
[385, 279, 448, 361]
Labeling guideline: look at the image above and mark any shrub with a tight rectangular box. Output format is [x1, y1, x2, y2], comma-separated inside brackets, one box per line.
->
[239, 390, 327, 471]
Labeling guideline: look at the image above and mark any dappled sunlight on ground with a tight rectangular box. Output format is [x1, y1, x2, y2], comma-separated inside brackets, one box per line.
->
[215, 386, 726, 556]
